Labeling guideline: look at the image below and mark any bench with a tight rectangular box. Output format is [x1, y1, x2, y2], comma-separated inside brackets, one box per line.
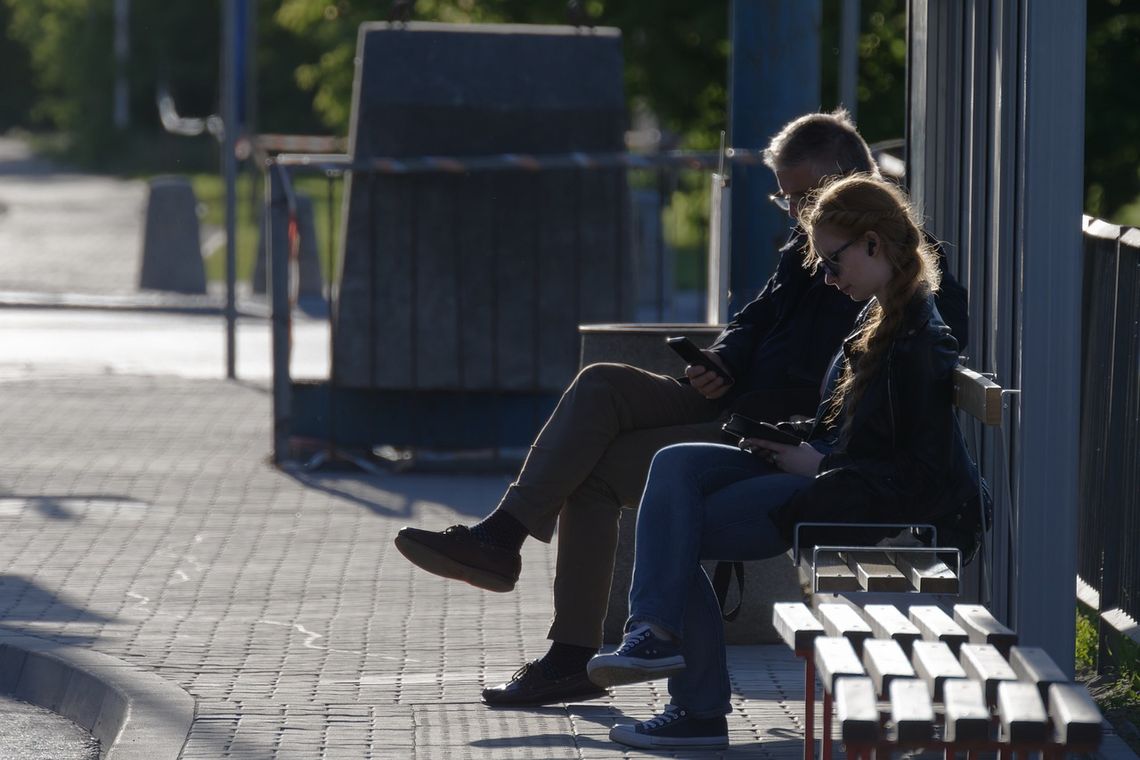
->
[793, 365, 1003, 598]
[774, 601, 1103, 760]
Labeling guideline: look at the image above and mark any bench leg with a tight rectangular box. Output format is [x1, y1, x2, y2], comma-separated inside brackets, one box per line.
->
[804, 657, 816, 760]
[822, 690, 833, 760]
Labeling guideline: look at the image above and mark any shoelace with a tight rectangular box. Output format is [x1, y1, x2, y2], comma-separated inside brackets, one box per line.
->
[615, 626, 652, 655]
[642, 705, 685, 731]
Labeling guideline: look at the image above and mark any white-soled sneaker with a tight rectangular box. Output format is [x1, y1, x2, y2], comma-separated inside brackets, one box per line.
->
[609, 704, 729, 749]
[586, 624, 685, 687]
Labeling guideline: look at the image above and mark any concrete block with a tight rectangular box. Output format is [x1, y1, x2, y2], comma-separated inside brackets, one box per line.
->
[138, 176, 207, 294]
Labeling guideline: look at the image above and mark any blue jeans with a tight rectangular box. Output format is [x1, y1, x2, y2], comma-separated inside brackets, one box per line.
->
[627, 442, 814, 717]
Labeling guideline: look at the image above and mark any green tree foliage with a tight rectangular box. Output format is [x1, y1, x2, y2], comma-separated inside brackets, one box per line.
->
[1085, 0, 1140, 222]
[0, 1, 38, 131]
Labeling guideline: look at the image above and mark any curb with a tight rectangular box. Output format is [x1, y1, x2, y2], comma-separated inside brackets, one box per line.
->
[0, 289, 270, 318]
[0, 634, 194, 760]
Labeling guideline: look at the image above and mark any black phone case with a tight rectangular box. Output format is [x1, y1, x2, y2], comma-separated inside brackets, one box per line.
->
[722, 414, 800, 445]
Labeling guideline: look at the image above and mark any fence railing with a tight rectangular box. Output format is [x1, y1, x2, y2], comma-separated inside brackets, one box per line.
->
[263, 148, 762, 464]
[1077, 216, 1140, 670]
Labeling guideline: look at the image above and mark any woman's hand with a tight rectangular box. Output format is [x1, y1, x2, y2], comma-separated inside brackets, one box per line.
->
[745, 439, 824, 477]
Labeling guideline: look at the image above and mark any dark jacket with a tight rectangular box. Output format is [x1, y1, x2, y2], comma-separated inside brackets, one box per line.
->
[774, 293, 986, 553]
[705, 229, 970, 420]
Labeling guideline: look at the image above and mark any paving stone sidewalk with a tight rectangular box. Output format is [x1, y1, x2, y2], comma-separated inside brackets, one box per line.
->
[0, 373, 811, 759]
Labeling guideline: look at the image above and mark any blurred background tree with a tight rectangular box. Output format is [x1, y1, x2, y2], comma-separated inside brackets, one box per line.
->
[1, 0, 1137, 221]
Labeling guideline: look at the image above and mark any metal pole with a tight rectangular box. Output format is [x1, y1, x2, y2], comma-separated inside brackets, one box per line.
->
[839, 0, 860, 119]
[728, 0, 821, 314]
[268, 165, 292, 463]
[222, 0, 239, 379]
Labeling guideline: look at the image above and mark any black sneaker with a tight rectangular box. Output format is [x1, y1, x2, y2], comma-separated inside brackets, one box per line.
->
[609, 704, 729, 749]
[586, 624, 685, 687]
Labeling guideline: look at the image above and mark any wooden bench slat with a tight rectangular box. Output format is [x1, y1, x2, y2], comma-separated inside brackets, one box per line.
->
[814, 636, 866, 694]
[846, 551, 913, 592]
[953, 365, 1003, 426]
[942, 678, 991, 743]
[997, 680, 1049, 744]
[1008, 646, 1068, 703]
[772, 602, 825, 654]
[953, 604, 1018, 655]
[861, 638, 916, 697]
[818, 603, 874, 655]
[909, 605, 969, 653]
[805, 550, 862, 592]
[891, 551, 959, 594]
[862, 604, 922, 654]
[835, 676, 880, 744]
[888, 678, 935, 744]
[959, 643, 1018, 706]
[1048, 682, 1103, 746]
[910, 640, 968, 702]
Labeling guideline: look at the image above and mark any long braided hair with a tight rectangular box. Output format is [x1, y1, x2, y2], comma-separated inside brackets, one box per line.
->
[800, 174, 941, 433]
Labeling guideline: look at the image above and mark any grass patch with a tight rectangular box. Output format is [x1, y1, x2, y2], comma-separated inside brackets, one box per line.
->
[190, 171, 343, 286]
[1076, 607, 1140, 753]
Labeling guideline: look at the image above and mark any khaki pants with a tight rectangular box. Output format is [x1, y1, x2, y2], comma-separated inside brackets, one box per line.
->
[498, 363, 725, 648]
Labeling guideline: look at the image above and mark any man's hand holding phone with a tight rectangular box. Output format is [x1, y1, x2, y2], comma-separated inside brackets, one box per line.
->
[666, 337, 733, 400]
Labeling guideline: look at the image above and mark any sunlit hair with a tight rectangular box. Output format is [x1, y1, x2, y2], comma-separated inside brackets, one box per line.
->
[800, 174, 941, 432]
[762, 108, 877, 177]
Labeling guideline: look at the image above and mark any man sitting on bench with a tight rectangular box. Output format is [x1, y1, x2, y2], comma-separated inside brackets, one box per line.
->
[394, 109, 969, 707]
[585, 174, 986, 751]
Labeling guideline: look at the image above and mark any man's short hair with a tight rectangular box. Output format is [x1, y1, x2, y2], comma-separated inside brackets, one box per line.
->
[763, 108, 877, 177]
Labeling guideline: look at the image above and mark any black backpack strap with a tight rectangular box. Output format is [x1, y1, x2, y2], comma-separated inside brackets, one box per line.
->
[711, 561, 746, 622]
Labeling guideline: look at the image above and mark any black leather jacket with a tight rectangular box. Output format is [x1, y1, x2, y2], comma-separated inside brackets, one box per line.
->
[775, 293, 984, 545]
[706, 229, 970, 419]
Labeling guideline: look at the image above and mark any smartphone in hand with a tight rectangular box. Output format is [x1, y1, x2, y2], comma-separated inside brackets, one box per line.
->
[721, 414, 801, 445]
[666, 337, 733, 385]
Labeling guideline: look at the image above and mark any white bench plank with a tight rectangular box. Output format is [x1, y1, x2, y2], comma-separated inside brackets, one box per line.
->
[1008, 646, 1068, 703]
[835, 676, 880, 744]
[814, 636, 865, 695]
[892, 551, 959, 594]
[953, 603, 1018, 655]
[942, 678, 991, 743]
[773, 602, 825, 654]
[846, 551, 912, 592]
[1048, 682, 1103, 746]
[861, 638, 916, 697]
[862, 604, 921, 654]
[997, 680, 1049, 744]
[818, 603, 873, 655]
[909, 605, 969, 653]
[959, 643, 1018, 707]
[888, 678, 935, 744]
[910, 640, 967, 702]
[806, 550, 861, 592]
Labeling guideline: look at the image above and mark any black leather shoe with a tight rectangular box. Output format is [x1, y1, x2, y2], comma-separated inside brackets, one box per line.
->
[482, 661, 607, 707]
[394, 524, 521, 592]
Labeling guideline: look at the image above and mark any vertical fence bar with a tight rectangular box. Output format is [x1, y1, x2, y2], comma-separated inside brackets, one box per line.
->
[268, 163, 292, 463]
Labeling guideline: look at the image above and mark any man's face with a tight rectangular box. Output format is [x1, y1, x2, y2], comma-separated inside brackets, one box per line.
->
[773, 163, 825, 222]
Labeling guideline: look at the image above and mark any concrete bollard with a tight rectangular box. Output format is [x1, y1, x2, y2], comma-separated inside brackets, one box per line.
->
[252, 184, 324, 299]
[138, 176, 207, 294]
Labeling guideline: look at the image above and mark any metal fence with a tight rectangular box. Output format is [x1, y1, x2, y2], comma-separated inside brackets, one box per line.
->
[1077, 217, 1140, 667]
[263, 149, 760, 464]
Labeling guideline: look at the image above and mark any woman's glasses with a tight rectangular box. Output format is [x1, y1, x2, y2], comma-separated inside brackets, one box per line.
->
[818, 235, 863, 278]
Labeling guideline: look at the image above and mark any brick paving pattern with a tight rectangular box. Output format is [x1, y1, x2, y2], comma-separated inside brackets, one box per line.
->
[0, 374, 809, 758]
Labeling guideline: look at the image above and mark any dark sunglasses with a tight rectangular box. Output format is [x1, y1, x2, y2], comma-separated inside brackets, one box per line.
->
[818, 235, 864, 278]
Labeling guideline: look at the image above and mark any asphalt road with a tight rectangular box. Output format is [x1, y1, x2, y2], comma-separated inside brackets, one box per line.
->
[0, 694, 99, 760]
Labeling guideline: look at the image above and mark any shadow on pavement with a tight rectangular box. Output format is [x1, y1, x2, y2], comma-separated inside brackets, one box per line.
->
[283, 468, 504, 521]
[0, 574, 111, 645]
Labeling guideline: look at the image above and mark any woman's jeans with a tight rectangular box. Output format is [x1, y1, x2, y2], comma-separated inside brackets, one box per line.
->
[627, 442, 814, 717]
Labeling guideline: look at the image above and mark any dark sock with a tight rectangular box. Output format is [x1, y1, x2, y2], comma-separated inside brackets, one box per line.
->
[470, 509, 528, 553]
[539, 641, 596, 679]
